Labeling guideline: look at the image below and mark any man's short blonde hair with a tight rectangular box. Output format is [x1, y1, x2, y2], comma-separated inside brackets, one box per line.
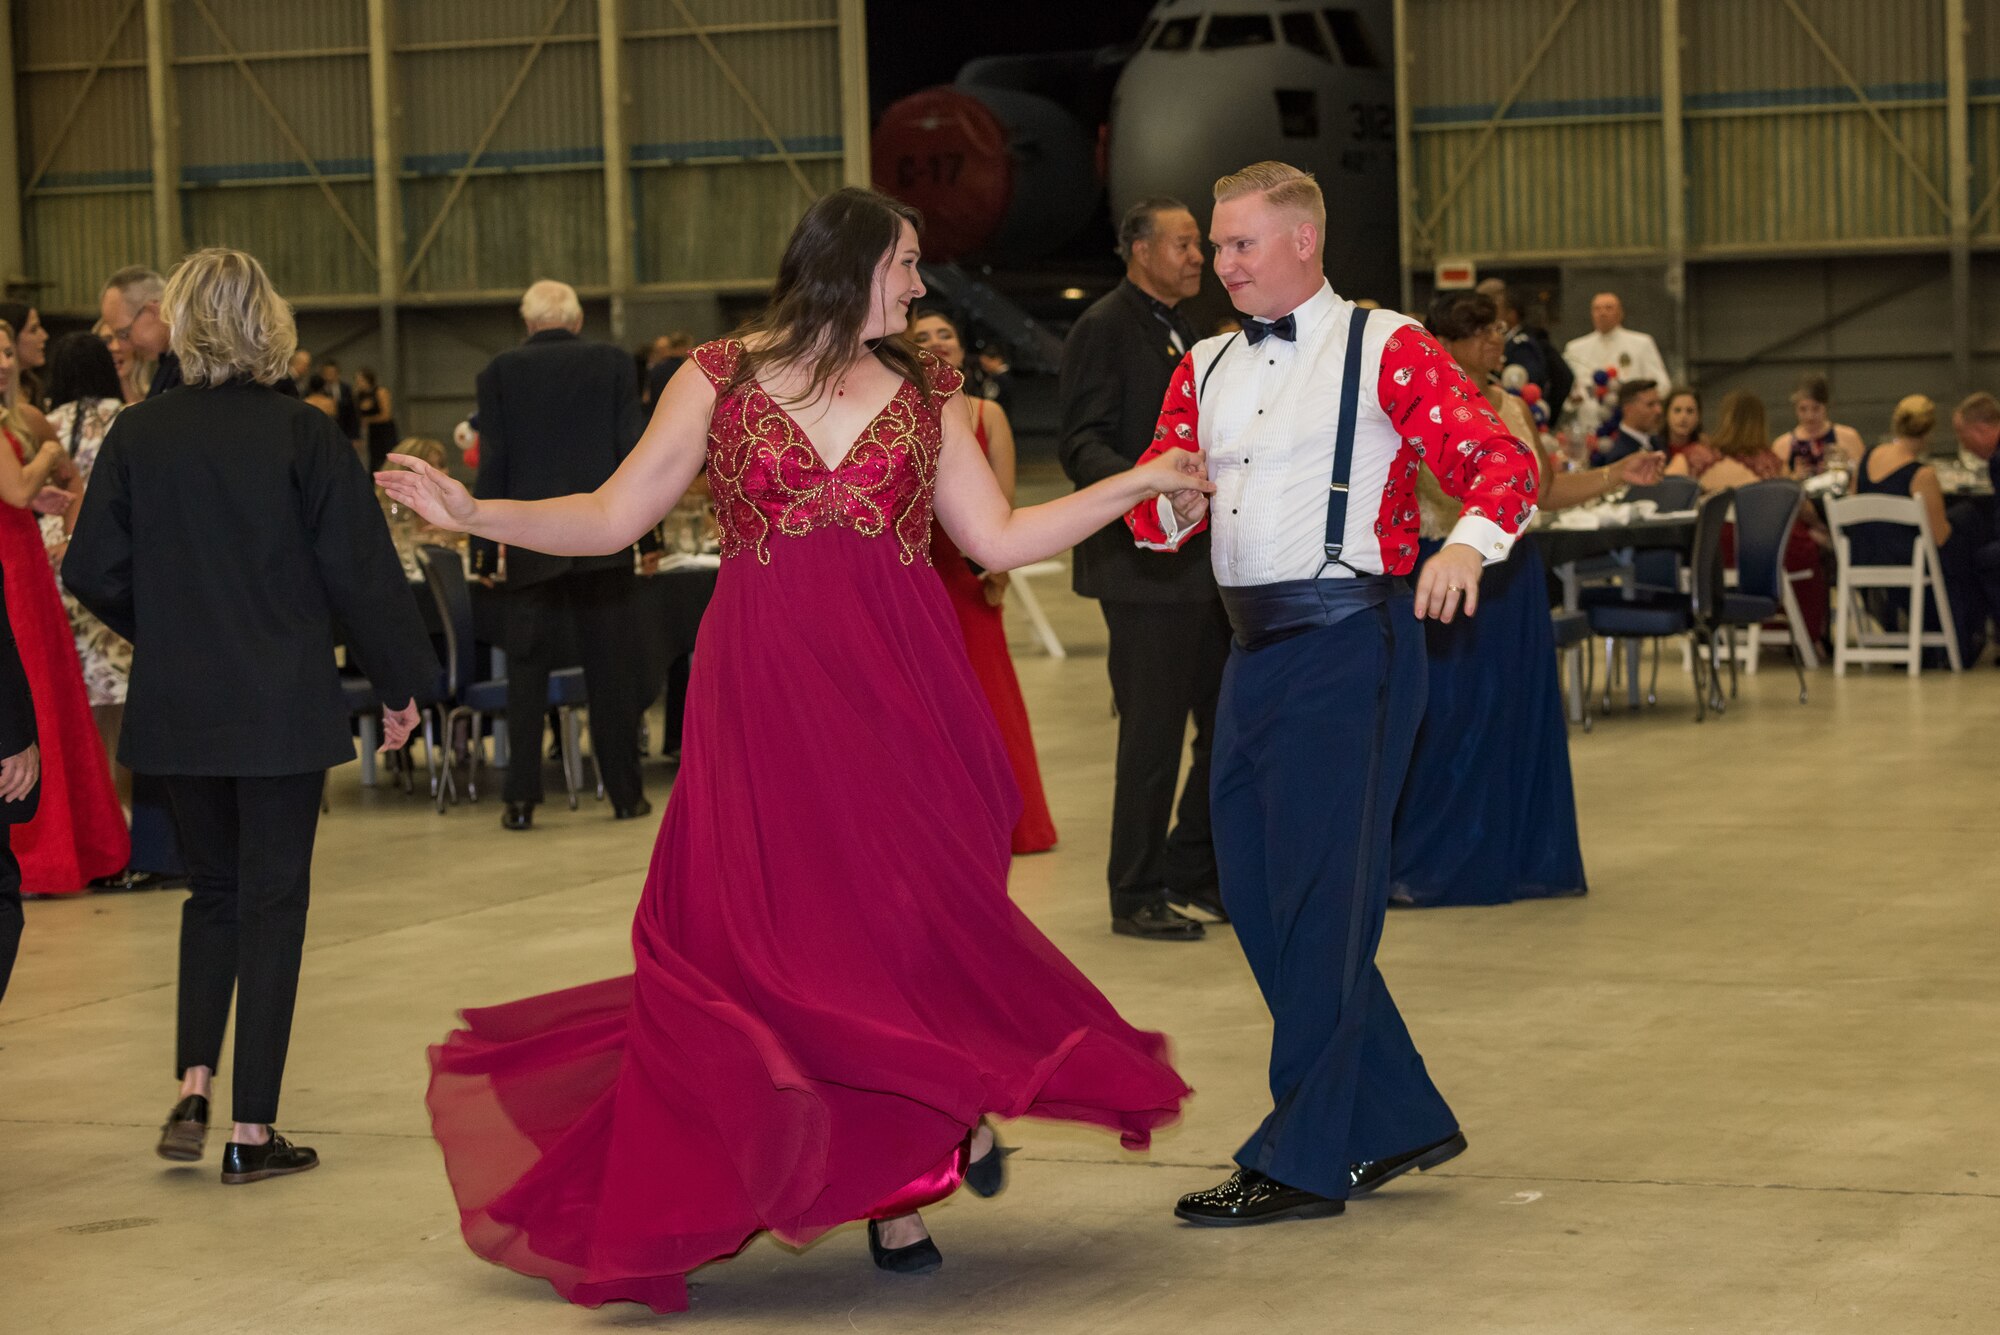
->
[162, 248, 296, 386]
[520, 279, 583, 330]
[1212, 161, 1326, 232]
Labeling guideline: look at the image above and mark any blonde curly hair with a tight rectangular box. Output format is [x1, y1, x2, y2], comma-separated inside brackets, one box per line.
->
[162, 248, 297, 387]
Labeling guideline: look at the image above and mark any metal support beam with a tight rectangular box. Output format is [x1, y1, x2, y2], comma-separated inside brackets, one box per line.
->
[1660, 0, 1687, 384]
[669, 0, 820, 205]
[1392, 0, 1414, 312]
[0, 0, 23, 288]
[20, 0, 144, 199]
[143, 0, 183, 269]
[598, 0, 633, 341]
[837, 0, 870, 189]
[1946, 0, 1971, 400]
[368, 0, 401, 391]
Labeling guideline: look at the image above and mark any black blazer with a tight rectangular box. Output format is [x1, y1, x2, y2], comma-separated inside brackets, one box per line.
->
[471, 329, 647, 586]
[1057, 281, 1216, 604]
[0, 565, 39, 824]
[64, 381, 436, 778]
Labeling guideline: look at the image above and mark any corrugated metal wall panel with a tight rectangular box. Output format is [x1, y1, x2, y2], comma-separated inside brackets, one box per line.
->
[1971, 1, 2000, 244]
[184, 182, 378, 297]
[1413, 122, 1663, 259]
[22, 193, 154, 310]
[1685, 0, 1947, 98]
[396, 0, 599, 46]
[16, 0, 151, 184]
[402, 174, 608, 294]
[397, 40, 604, 166]
[636, 158, 837, 284]
[627, 0, 837, 32]
[629, 28, 843, 157]
[1405, 0, 1660, 116]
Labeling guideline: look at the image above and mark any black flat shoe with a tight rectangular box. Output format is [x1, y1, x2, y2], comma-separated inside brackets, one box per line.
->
[1175, 1169, 1344, 1226]
[867, 1219, 943, 1274]
[156, 1095, 209, 1162]
[219, 1130, 319, 1185]
[501, 802, 534, 831]
[1165, 884, 1230, 923]
[1112, 902, 1206, 941]
[963, 1124, 1013, 1199]
[93, 869, 187, 893]
[613, 797, 653, 821]
[1350, 1130, 1467, 1196]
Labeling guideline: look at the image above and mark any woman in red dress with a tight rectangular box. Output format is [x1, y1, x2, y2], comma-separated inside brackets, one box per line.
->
[908, 308, 1058, 854]
[382, 189, 1208, 1314]
[0, 321, 129, 895]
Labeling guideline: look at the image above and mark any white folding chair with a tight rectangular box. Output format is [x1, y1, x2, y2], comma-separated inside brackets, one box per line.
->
[1004, 559, 1067, 659]
[1826, 494, 1962, 677]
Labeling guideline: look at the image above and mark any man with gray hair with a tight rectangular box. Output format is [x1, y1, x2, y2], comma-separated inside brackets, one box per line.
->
[473, 280, 649, 830]
[1058, 197, 1226, 941]
[102, 266, 178, 398]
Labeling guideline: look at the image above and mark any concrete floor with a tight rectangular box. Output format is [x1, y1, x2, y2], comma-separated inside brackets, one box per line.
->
[6, 496, 1997, 1332]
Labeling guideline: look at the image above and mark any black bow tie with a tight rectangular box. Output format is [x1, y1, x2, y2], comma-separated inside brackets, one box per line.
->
[1241, 314, 1297, 345]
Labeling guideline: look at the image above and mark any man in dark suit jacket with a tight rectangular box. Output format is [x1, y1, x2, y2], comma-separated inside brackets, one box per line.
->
[319, 358, 362, 446]
[0, 566, 40, 1007]
[1058, 199, 1228, 942]
[69, 246, 434, 1181]
[1593, 378, 1664, 466]
[473, 280, 649, 829]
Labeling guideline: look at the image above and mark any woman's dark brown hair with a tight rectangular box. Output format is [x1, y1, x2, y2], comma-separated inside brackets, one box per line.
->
[1665, 384, 1703, 443]
[728, 187, 936, 407]
[1710, 389, 1770, 459]
[1423, 290, 1498, 343]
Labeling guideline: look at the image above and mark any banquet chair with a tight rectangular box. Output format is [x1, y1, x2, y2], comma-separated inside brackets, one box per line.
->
[1718, 480, 1811, 704]
[417, 544, 593, 812]
[1583, 487, 1732, 721]
[1825, 494, 1963, 676]
[1004, 559, 1067, 658]
[1552, 609, 1593, 732]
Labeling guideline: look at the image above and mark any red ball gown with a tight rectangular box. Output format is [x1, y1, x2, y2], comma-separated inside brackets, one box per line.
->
[928, 398, 1058, 854]
[426, 342, 1188, 1314]
[1, 428, 129, 893]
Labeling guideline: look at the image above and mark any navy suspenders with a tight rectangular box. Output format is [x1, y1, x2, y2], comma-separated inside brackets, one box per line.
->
[1320, 306, 1372, 576]
[1197, 306, 1375, 578]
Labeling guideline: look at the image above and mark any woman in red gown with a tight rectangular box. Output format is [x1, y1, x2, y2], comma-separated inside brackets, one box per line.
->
[382, 189, 1209, 1314]
[909, 308, 1058, 854]
[0, 322, 128, 895]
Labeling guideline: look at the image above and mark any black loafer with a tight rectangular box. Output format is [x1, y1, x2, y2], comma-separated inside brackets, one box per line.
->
[1175, 1169, 1344, 1226]
[220, 1130, 319, 1185]
[1112, 902, 1206, 941]
[1166, 884, 1230, 923]
[156, 1095, 209, 1162]
[963, 1124, 1013, 1199]
[1350, 1130, 1467, 1195]
[93, 869, 187, 893]
[613, 797, 653, 821]
[501, 802, 534, 831]
[867, 1219, 943, 1274]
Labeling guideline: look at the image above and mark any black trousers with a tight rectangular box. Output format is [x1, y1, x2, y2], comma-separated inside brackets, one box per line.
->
[1943, 499, 2000, 654]
[502, 566, 644, 807]
[1098, 598, 1232, 918]
[166, 771, 323, 1125]
[0, 834, 20, 1007]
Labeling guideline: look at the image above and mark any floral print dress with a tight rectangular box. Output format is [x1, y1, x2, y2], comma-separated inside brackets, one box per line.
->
[42, 397, 133, 708]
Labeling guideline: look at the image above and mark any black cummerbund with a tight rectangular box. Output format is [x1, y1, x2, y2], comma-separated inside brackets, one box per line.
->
[1217, 575, 1410, 651]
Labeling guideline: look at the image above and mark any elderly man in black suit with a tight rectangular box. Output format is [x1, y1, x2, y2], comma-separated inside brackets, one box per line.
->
[0, 566, 39, 1006]
[1058, 197, 1228, 941]
[473, 280, 648, 830]
[69, 247, 433, 1185]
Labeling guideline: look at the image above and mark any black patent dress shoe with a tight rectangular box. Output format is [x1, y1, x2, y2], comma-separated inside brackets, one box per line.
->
[612, 797, 653, 821]
[867, 1219, 943, 1274]
[1165, 884, 1230, 923]
[501, 802, 534, 831]
[220, 1130, 319, 1185]
[963, 1124, 1013, 1199]
[92, 869, 187, 893]
[156, 1095, 209, 1162]
[1175, 1169, 1344, 1226]
[1112, 902, 1206, 941]
[1350, 1130, 1467, 1196]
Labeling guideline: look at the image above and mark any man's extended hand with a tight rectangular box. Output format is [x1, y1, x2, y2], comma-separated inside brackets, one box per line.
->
[1414, 543, 1485, 623]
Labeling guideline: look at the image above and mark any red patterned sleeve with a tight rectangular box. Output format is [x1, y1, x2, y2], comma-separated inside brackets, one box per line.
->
[1124, 352, 1204, 550]
[1377, 326, 1541, 560]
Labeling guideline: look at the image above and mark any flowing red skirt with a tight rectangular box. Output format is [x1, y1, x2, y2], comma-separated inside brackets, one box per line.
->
[427, 528, 1187, 1313]
[0, 502, 128, 893]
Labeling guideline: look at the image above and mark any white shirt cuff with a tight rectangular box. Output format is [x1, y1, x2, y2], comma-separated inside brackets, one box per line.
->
[1445, 511, 1523, 565]
[1135, 494, 1189, 552]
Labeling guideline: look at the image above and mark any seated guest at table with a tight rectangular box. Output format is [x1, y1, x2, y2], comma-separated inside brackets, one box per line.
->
[1664, 385, 1706, 459]
[1391, 291, 1661, 909]
[65, 246, 432, 1183]
[1850, 395, 1987, 662]
[1592, 378, 1663, 466]
[1945, 393, 2000, 654]
[908, 308, 1056, 855]
[1773, 373, 1865, 476]
[1670, 390, 1831, 647]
